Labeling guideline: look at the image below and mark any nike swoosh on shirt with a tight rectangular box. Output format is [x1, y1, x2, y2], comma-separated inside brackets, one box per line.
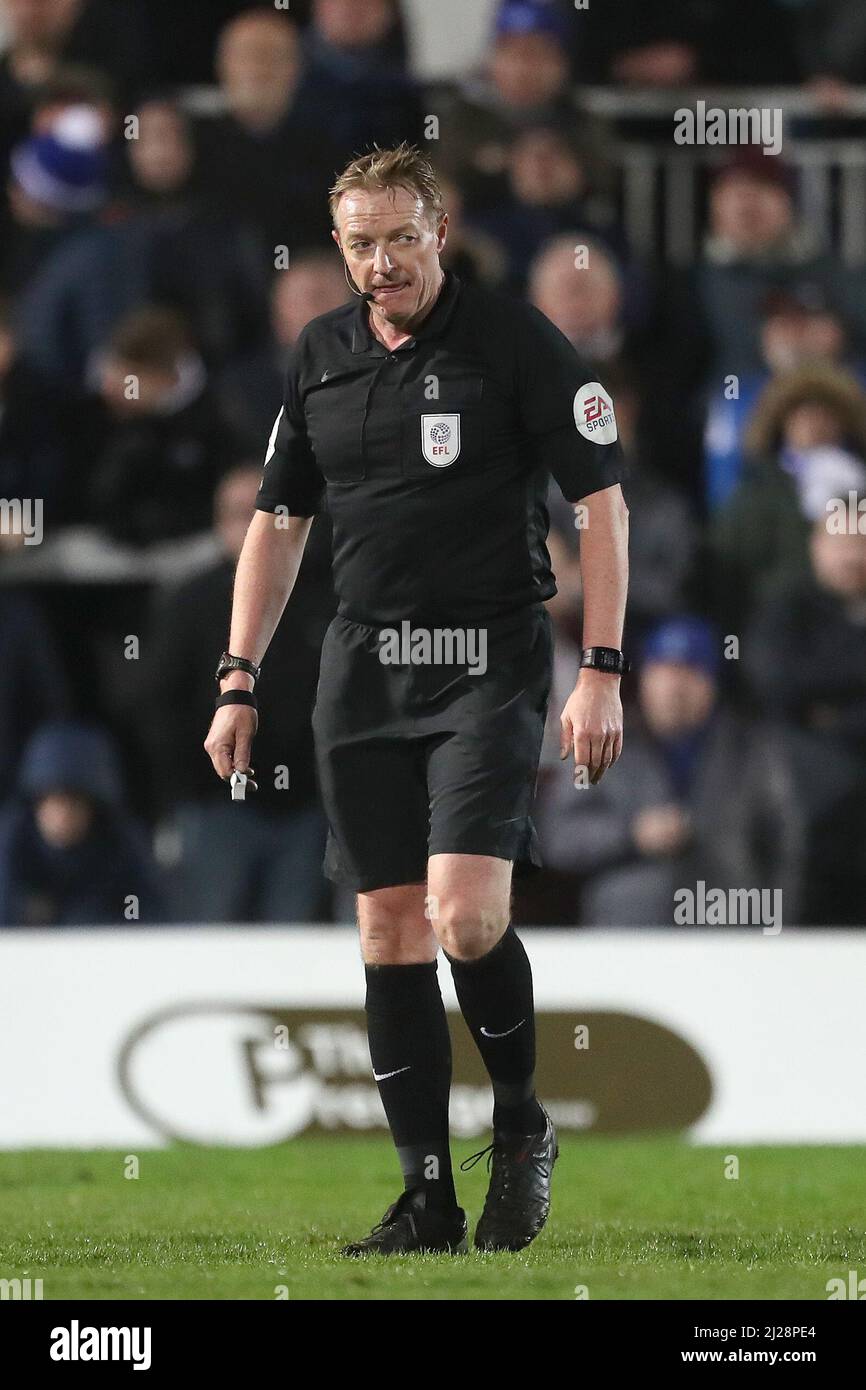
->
[372, 1065, 412, 1082]
[480, 1019, 525, 1039]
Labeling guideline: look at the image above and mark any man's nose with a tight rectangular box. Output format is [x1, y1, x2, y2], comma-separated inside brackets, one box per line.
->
[373, 244, 394, 276]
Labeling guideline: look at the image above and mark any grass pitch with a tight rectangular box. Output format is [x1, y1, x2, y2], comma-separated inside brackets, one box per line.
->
[1, 1137, 863, 1300]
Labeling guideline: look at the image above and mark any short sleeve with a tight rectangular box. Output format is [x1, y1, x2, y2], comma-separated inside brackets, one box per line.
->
[516, 304, 627, 502]
[255, 339, 325, 517]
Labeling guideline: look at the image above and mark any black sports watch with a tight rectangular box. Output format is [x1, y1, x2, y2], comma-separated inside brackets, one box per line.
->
[215, 651, 261, 685]
[580, 646, 630, 676]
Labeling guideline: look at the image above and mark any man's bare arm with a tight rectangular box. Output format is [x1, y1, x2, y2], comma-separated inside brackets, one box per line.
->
[204, 511, 314, 781]
[559, 484, 629, 784]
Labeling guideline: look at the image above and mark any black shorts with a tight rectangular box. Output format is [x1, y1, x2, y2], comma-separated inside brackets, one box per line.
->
[311, 604, 554, 892]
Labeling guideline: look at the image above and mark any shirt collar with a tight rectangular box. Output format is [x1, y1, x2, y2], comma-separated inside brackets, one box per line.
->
[350, 269, 461, 354]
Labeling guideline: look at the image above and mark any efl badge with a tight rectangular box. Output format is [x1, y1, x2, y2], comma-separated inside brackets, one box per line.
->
[421, 413, 461, 467]
[573, 382, 618, 444]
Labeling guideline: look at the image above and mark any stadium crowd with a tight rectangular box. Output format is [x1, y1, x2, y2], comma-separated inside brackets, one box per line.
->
[0, 0, 864, 927]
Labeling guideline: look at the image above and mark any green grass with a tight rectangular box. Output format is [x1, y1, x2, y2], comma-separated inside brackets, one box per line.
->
[1, 1138, 863, 1300]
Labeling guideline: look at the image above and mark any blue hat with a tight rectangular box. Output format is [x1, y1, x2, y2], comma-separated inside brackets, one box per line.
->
[18, 720, 124, 808]
[11, 104, 107, 214]
[641, 617, 721, 676]
[494, 0, 570, 47]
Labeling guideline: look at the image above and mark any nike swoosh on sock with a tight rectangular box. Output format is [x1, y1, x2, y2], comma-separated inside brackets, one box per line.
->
[479, 1019, 525, 1039]
[372, 1065, 412, 1081]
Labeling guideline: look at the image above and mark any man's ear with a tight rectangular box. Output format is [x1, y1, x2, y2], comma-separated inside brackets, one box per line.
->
[331, 229, 341, 249]
[436, 212, 449, 254]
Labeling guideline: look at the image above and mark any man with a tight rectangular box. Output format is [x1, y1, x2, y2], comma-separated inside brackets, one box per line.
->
[204, 144, 628, 1255]
[218, 252, 349, 452]
[536, 616, 802, 927]
[141, 464, 333, 923]
[194, 9, 338, 259]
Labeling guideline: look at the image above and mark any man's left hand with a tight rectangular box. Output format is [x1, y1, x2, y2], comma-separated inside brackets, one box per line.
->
[559, 669, 623, 785]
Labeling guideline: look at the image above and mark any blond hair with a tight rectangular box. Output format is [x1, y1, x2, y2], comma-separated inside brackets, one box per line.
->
[329, 142, 445, 228]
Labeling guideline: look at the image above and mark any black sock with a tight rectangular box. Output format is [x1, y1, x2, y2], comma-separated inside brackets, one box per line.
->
[446, 924, 545, 1136]
[364, 960, 457, 1211]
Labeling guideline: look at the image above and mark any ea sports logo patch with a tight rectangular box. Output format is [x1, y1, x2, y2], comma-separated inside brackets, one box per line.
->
[422, 413, 461, 466]
[574, 382, 618, 444]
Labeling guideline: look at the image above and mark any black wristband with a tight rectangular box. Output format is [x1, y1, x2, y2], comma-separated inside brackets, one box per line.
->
[215, 690, 258, 711]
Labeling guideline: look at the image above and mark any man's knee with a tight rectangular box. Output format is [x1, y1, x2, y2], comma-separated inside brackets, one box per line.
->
[357, 883, 435, 964]
[432, 896, 509, 962]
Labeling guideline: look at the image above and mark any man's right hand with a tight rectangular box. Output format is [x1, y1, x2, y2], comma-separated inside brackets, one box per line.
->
[204, 703, 259, 785]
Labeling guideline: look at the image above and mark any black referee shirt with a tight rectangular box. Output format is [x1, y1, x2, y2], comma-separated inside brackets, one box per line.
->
[256, 270, 625, 627]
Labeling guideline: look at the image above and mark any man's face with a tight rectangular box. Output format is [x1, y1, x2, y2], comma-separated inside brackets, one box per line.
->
[530, 243, 621, 344]
[314, 0, 391, 48]
[490, 33, 568, 109]
[129, 101, 192, 195]
[35, 791, 93, 848]
[510, 129, 584, 206]
[217, 14, 299, 120]
[99, 357, 176, 417]
[782, 401, 843, 451]
[710, 174, 793, 253]
[271, 261, 348, 346]
[332, 186, 447, 329]
[639, 663, 716, 736]
[4, 0, 81, 45]
[810, 524, 866, 598]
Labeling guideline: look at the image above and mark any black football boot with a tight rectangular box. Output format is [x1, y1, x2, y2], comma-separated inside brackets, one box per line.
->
[340, 1189, 468, 1256]
[462, 1106, 558, 1252]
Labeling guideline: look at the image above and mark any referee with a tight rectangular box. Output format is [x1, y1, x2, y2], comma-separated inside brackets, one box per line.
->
[205, 145, 628, 1255]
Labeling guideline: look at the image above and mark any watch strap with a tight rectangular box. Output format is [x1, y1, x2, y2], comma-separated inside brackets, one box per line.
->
[580, 646, 630, 676]
[216, 652, 261, 684]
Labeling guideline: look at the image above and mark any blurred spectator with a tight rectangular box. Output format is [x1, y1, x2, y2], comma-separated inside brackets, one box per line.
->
[711, 364, 866, 633]
[535, 617, 802, 925]
[137, 464, 335, 923]
[467, 125, 622, 289]
[0, 0, 155, 135]
[571, 0, 800, 86]
[193, 8, 340, 259]
[218, 251, 348, 453]
[16, 96, 269, 386]
[437, 0, 616, 214]
[83, 307, 236, 546]
[121, 96, 269, 366]
[0, 297, 71, 521]
[121, 96, 195, 208]
[297, 0, 424, 160]
[745, 516, 866, 923]
[435, 174, 507, 287]
[547, 364, 700, 643]
[2, 101, 109, 294]
[529, 233, 629, 365]
[0, 592, 72, 797]
[0, 718, 166, 925]
[696, 153, 866, 379]
[527, 234, 697, 485]
[704, 286, 864, 510]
